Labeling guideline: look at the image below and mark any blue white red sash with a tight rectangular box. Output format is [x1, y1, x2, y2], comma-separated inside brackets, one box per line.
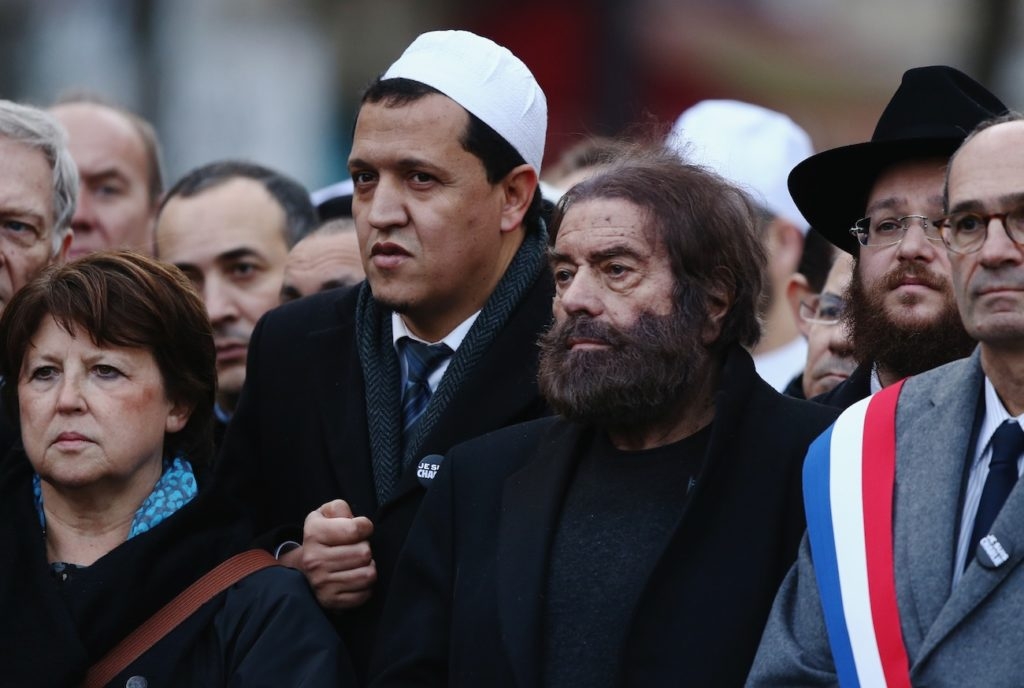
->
[803, 379, 911, 687]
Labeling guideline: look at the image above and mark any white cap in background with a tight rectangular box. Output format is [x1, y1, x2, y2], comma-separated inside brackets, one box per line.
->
[667, 99, 812, 232]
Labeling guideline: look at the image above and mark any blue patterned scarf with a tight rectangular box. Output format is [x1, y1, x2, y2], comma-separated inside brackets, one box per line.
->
[34, 457, 198, 539]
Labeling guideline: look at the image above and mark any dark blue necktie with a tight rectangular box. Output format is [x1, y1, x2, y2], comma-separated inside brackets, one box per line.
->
[969, 419, 1024, 566]
[400, 339, 452, 437]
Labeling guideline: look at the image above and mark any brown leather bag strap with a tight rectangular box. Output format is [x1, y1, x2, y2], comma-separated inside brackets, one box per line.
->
[82, 548, 279, 688]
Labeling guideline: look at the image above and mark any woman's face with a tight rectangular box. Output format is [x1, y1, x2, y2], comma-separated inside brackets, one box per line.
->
[19, 317, 190, 492]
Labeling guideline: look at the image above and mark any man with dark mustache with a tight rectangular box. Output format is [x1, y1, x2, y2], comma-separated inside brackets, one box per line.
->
[369, 151, 838, 688]
[788, 66, 1006, 408]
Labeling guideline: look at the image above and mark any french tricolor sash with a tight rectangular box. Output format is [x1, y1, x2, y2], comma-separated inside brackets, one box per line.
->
[803, 379, 911, 687]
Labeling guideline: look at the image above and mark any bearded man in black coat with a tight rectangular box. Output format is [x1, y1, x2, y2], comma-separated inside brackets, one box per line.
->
[370, 150, 840, 688]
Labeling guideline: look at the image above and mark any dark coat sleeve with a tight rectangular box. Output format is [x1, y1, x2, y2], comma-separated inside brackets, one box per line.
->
[216, 568, 356, 687]
[211, 288, 367, 548]
[212, 313, 282, 537]
[108, 567, 357, 688]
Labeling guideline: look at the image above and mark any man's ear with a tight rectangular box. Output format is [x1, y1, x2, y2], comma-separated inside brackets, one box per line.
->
[499, 164, 538, 233]
[786, 272, 813, 338]
[765, 220, 805, 280]
[54, 230, 73, 264]
[701, 272, 734, 346]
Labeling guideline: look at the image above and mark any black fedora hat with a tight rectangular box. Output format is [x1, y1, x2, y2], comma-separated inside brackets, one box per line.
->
[788, 66, 1007, 254]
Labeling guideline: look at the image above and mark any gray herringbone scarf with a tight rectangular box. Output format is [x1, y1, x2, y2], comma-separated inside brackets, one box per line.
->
[356, 224, 548, 506]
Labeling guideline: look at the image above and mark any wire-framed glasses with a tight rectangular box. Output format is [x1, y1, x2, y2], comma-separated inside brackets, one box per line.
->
[848, 215, 944, 248]
[799, 292, 845, 326]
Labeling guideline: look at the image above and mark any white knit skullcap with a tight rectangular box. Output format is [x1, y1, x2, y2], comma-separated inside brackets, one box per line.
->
[666, 99, 812, 233]
[383, 30, 547, 174]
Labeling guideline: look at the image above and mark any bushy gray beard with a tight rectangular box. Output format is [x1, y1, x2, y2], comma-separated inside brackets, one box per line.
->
[537, 307, 709, 432]
[846, 262, 975, 379]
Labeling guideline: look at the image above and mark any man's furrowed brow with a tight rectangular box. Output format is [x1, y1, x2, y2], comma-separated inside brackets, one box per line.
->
[947, 192, 1024, 214]
[999, 191, 1024, 209]
[547, 244, 646, 266]
[217, 247, 263, 263]
[85, 167, 129, 183]
[547, 248, 569, 267]
[349, 156, 439, 173]
[864, 196, 904, 215]
[347, 157, 371, 172]
[865, 192, 944, 216]
[588, 245, 645, 263]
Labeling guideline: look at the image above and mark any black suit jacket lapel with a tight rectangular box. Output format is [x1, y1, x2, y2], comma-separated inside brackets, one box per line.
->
[310, 297, 378, 516]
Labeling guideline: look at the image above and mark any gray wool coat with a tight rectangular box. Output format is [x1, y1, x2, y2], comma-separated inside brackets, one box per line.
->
[749, 348, 1024, 687]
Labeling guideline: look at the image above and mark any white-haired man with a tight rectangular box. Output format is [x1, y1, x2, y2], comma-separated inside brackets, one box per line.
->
[0, 100, 77, 456]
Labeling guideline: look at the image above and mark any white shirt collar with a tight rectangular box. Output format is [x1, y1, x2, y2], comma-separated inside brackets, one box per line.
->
[752, 336, 807, 392]
[974, 376, 1023, 468]
[391, 311, 480, 394]
[391, 310, 481, 352]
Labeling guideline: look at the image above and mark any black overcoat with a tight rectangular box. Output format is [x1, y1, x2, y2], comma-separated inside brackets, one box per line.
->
[0, 451, 352, 687]
[370, 346, 839, 688]
[213, 275, 553, 672]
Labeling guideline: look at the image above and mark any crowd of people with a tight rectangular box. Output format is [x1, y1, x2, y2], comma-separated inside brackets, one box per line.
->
[1, 25, 1023, 688]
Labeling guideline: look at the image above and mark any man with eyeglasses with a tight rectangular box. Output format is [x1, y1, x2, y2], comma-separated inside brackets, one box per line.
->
[789, 252, 856, 399]
[0, 101, 77, 461]
[748, 111, 1024, 686]
[784, 66, 1006, 410]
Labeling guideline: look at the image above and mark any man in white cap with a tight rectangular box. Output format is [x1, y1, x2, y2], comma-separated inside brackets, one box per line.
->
[667, 99, 814, 391]
[213, 29, 552, 678]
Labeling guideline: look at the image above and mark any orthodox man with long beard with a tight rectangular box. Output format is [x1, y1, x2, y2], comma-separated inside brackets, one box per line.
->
[787, 65, 1007, 409]
[368, 150, 839, 688]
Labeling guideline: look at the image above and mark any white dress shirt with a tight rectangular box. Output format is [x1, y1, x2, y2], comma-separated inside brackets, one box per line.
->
[391, 310, 480, 392]
[952, 376, 1024, 587]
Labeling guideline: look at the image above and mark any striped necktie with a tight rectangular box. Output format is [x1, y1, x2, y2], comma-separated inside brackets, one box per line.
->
[400, 338, 453, 437]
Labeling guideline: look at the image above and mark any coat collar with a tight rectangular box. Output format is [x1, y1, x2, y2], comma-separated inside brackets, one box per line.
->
[0, 449, 254, 685]
[496, 420, 584, 688]
[903, 349, 1024, 664]
[891, 351, 983, 657]
[308, 289, 378, 515]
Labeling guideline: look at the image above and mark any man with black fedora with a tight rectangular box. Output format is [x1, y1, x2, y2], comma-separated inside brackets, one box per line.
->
[748, 111, 1024, 686]
[788, 65, 1006, 409]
